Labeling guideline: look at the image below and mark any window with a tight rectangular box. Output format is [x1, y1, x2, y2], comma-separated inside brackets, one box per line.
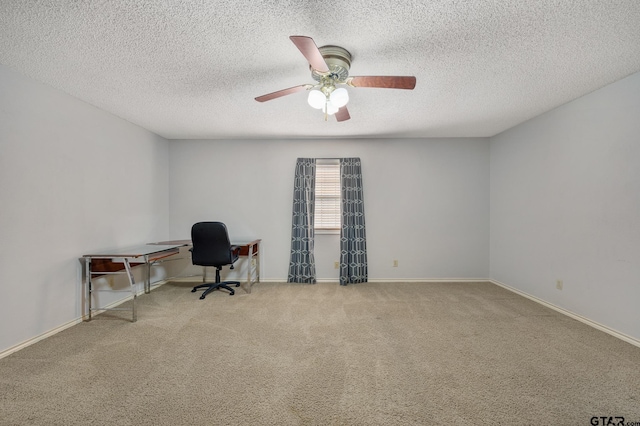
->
[314, 160, 340, 232]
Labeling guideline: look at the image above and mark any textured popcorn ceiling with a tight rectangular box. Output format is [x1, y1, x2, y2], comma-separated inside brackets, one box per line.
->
[1, 1, 639, 140]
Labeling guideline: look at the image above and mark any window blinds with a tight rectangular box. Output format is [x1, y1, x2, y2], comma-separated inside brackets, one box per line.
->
[314, 161, 341, 230]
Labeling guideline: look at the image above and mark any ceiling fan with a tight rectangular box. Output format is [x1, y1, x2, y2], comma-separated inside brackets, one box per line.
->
[255, 36, 417, 122]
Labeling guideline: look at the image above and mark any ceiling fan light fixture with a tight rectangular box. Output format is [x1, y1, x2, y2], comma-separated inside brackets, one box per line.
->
[307, 89, 325, 109]
[329, 87, 349, 108]
[256, 36, 416, 122]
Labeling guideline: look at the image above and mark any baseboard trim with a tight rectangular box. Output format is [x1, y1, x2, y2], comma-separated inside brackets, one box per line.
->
[259, 278, 491, 284]
[0, 317, 82, 360]
[368, 278, 490, 283]
[491, 279, 640, 349]
[0, 280, 171, 360]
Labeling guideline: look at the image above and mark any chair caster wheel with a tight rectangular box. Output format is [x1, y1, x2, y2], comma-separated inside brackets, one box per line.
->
[199, 295, 206, 300]
[191, 288, 196, 293]
[229, 291, 234, 296]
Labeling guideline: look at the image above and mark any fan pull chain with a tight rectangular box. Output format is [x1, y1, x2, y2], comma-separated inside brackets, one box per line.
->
[324, 99, 328, 121]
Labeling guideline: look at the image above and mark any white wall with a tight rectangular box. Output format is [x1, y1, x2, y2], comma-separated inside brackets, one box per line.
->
[490, 71, 640, 341]
[168, 138, 490, 282]
[0, 65, 170, 354]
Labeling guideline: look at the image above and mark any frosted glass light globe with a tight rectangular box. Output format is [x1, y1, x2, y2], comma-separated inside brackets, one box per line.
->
[307, 90, 326, 109]
[329, 87, 349, 108]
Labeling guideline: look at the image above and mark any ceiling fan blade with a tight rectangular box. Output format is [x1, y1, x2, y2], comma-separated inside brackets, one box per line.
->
[255, 85, 310, 102]
[335, 106, 350, 122]
[347, 76, 416, 90]
[289, 36, 329, 72]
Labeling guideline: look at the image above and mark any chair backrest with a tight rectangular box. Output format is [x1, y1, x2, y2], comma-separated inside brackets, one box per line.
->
[191, 222, 234, 267]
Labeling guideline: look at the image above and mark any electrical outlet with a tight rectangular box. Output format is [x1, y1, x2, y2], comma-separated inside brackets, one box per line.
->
[334, 261, 340, 269]
[393, 260, 398, 267]
[556, 280, 563, 290]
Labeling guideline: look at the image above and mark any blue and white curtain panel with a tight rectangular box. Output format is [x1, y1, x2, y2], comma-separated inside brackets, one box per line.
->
[339, 158, 368, 285]
[288, 158, 317, 283]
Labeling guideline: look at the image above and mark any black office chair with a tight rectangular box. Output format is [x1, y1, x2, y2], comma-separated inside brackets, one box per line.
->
[190, 222, 241, 299]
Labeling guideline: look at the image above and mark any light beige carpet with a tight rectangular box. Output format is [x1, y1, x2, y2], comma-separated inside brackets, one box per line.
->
[1, 281, 639, 425]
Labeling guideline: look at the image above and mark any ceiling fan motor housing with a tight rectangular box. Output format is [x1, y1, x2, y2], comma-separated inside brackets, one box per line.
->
[311, 45, 352, 83]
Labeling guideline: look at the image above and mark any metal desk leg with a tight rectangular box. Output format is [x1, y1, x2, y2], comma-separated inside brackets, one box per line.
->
[243, 242, 260, 294]
[145, 261, 151, 294]
[255, 244, 260, 283]
[246, 244, 254, 293]
[86, 257, 92, 321]
[123, 259, 137, 322]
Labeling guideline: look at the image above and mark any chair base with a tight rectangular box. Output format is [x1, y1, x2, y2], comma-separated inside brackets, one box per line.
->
[192, 281, 240, 299]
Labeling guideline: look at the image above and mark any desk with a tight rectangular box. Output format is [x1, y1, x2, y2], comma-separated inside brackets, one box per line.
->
[83, 244, 182, 322]
[151, 239, 261, 294]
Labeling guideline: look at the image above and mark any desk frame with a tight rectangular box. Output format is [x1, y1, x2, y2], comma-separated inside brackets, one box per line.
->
[235, 239, 261, 294]
[151, 239, 261, 294]
[83, 244, 182, 322]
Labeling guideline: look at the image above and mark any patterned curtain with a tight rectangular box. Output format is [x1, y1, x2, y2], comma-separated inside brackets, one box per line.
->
[288, 158, 317, 283]
[339, 158, 368, 285]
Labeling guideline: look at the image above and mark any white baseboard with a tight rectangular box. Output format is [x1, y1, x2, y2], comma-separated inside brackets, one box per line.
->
[367, 278, 490, 283]
[0, 317, 82, 360]
[260, 278, 491, 283]
[491, 279, 640, 349]
[0, 280, 170, 360]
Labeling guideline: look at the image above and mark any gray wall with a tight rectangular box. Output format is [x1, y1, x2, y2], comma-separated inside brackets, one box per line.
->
[2, 59, 638, 356]
[168, 138, 491, 282]
[0, 64, 170, 354]
[490, 71, 640, 340]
